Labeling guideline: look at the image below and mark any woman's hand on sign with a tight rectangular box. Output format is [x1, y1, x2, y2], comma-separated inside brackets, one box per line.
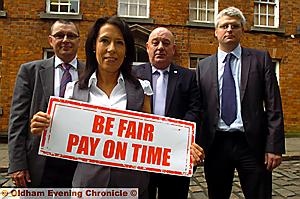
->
[30, 111, 51, 135]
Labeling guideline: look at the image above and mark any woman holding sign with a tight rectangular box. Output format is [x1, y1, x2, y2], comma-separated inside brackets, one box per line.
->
[32, 16, 152, 198]
[68, 16, 154, 197]
[31, 16, 204, 199]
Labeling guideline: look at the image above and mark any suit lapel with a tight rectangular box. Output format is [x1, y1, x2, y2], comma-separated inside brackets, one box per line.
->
[209, 55, 220, 110]
[240, 48, 251, 102]
[144, 63, 153, 83]
[165, 64, 179, 115]
[40, 57, 55, 99]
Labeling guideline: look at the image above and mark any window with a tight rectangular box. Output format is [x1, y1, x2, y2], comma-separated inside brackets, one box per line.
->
[189, 0, 218, 23]
[0, 0, 3, 10]
[189, 55, 208, 69]
[43, 48, 55, 59]
[118, 0, 149, 18]
[254, 0, 279, 28]
[46, 0, 80, 14]
[133, 45, 148, 66]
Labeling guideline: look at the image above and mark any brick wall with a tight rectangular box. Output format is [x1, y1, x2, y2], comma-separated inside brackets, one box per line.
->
[0, 0, 299, 134]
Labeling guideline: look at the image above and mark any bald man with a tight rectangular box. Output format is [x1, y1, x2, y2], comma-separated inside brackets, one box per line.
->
[133, 27, 204, 199]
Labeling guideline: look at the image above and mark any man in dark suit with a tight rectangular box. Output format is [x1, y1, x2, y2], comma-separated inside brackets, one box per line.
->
[133, 27, 204, 199]
[196, 7, 285, 199]
[8, 19, 84, 188]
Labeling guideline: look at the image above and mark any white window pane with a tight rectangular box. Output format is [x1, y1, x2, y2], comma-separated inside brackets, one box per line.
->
[207, 10, 214, 21]
[70, 2, 79, 13]
[190, 0, 197, 8]
[260, 15, 266, 25]
[208, 0, 214, 9]
[254, 4, 258, 13]
[50, 4, 58, 12]
[190, 9, 197, 20]
[60, 5, 68, 12]
[261, 4, 266, 14]
[254, 15, 259, 25]
[199, 10, 206, 21]
[139, 5, 147, 16]
[119, 3, 128, 15]
[130, 0, 138, 3]
[269, 16, 275, 26]
[269, 5, 274, 14]
[140, 0, 147, 4]
[129, 4, 137, 16]
[200, 0, 206, 8]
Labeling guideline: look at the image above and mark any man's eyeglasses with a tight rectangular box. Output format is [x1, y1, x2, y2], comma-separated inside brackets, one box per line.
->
[51, 32, 79, 40]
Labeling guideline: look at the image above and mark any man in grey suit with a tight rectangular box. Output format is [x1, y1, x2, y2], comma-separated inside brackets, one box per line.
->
[8, 19, 84, 187]
[133, 27, 204, 199]
[196, 7, 285, 199]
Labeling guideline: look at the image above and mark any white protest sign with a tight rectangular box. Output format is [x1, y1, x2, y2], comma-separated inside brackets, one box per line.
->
[39, 97, 195, 177]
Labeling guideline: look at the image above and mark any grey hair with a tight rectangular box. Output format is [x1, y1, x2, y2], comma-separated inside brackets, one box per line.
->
[215, 7, 246, 28]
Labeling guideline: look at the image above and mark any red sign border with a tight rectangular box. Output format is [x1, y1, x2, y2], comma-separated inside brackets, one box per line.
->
[40, 97, 195, 177]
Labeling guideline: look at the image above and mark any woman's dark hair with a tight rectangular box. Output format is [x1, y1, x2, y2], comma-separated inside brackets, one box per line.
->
[79, 16, 136, 88]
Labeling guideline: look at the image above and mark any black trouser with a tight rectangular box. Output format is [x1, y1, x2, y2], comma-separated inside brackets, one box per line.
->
[204, 131, 272, 199]
[148, 173, 190, 199]
[40, 157, 77, 188]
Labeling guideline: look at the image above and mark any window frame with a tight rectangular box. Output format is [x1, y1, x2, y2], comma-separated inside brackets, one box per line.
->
[133, 44, 148, 66]
[0, 0, 3, 10]
[118, 0, 150, 19]
[43, 48, 55, 59]
[254, 0, 279, 28]
[46, 0, 80, 15]
[189, 0, 218, 23]
[0, 0, 7, 17]
[189, 54, 208, 69]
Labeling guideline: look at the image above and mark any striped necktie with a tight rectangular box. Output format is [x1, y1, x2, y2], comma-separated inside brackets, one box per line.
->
[59, 63, 72, 97]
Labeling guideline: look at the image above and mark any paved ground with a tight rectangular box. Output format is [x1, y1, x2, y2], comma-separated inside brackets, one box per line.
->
[187, 137, 300, 199]
[1, 137, 300, 198]
[188, 160, 300, 199]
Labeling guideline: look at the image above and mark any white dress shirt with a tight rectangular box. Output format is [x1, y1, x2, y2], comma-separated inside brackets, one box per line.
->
[65, 72, 153, 110]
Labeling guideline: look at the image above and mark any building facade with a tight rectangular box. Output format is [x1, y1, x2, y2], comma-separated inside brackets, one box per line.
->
[0, 0, 299, 135]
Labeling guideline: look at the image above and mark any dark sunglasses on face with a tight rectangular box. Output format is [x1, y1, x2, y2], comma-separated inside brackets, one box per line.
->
[51, 32, 79, 40]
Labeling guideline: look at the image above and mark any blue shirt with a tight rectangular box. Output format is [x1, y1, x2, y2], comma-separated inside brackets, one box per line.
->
[217, 45, 244, 132]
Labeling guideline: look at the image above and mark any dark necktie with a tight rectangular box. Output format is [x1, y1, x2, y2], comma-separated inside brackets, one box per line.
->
[221, 53, 237, 126]
[59, 63, 72, 97]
